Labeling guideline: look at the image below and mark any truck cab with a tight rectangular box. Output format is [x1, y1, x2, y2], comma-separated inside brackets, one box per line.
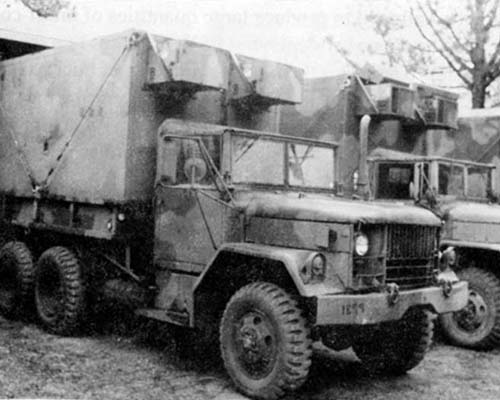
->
[369, 148, 500, 350]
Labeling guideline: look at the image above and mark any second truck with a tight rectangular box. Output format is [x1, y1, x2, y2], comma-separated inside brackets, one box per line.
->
[280, 65, 500, 350]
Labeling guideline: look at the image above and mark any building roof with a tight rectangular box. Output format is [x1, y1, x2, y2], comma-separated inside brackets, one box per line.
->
[0, 27, 72, 59]
[0, 27, 71, 48]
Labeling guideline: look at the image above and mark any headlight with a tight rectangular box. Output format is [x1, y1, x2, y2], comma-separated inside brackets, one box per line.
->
[311, 254, 326, 277]
[354, 233, 369, 256]
[300, 253, 326, 284]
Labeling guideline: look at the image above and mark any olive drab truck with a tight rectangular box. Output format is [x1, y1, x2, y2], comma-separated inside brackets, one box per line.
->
[0, 32, 467, 399]
[280, 64, 500, 350]
[367, 149, 500, 349]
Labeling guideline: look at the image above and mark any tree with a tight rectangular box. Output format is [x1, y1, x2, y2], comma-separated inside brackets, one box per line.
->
[325, 11, 438, 84]
[411, 0, 500, 108]
[18, 0, 68, 17]
[364, 13, 434, 75]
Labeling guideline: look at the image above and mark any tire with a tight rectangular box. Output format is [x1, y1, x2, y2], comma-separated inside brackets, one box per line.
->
[220, 282, 312, 400]
[353, 307, 434, 375]
[35, 246, 85, 335]
[439, 267, 500, 350]
[0, 241, 35, 317]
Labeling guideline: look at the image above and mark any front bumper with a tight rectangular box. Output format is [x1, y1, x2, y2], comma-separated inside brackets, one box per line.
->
[315, 281, 468, 325]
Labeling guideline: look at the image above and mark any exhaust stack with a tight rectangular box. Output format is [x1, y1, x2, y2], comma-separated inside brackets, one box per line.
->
[358, 114, 371, 198]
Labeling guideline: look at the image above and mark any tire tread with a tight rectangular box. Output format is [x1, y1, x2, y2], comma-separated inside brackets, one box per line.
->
[0, 241, 34, 316]
[440, 266, 500, 350]
[220, 282, 312, 399]
[35, 246, 85, 335]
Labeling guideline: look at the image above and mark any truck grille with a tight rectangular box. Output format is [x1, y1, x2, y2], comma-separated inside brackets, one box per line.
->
[386, 224, 437, 289]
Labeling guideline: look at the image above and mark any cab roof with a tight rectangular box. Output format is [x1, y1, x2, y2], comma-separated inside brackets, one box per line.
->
[369, 148, 495, 169]
[158, 118, 339, 148]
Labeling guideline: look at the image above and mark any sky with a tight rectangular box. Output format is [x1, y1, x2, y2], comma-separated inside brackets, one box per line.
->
[0, 0, 415, 77]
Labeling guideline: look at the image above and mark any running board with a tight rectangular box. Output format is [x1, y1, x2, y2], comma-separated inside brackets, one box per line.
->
[135, 308, 190, 327]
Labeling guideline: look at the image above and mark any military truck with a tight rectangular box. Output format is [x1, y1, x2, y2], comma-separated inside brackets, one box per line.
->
[279, 66, 500, 350]
[0, 32, 467, 399]
[368, 148, 500, 349]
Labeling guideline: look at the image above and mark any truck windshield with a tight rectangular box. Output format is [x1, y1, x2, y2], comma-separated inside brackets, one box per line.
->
[438, 163, 464, 196]
[467, 166, 491, 198]
[376, 163, 414, 199]
[438, 163, 491, 198]
[375, 160, 493, 201]
[231, 134, 335, 189]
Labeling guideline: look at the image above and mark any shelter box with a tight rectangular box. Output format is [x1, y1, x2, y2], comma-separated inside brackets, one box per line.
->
[0, 30, 302, 205]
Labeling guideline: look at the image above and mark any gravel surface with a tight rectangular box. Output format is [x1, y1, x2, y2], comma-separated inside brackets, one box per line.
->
[1, 314, 499, 400]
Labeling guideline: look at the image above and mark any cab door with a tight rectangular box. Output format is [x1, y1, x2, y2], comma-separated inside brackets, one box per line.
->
[154, 135, 228, 273]
[153, 134, 230, 323]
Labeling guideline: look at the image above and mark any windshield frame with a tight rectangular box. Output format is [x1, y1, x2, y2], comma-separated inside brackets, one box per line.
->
[228, 130, 338, 192]
[370, 155, 495, 201]
[432, 160, 494, 201]
[159, 128, 338, 193]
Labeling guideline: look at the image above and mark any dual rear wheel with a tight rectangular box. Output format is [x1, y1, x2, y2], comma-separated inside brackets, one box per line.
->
[0, 242, 85, 335]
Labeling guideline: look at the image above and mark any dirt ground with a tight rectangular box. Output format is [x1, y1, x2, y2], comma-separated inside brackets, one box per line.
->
[1, 313, 499, 400]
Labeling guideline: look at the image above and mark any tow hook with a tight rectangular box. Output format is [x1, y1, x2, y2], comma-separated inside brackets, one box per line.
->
[439, 279, 453, 297]
[434, 269, 458, 298]
[386, 283, 400, 305]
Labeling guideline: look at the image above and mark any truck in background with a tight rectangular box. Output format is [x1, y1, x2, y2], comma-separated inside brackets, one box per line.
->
[368, 149, 500, 349]
[279, 66, 500, 350]
[431, 106, 500, 193]
[0, 32, 467, 399]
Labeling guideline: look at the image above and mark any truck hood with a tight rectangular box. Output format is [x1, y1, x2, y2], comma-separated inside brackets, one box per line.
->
[240, 193, 441, 226]
[442, 201, 500, 224]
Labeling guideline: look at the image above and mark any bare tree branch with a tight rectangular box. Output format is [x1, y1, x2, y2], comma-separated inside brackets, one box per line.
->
[485, 0, 500, 29]
[486, 58, 500, 84]
[19, 0, 68, 17]
[416, 1, 473, 73]
[425, 0, 471, 53]
[410, 4, 473, 87]
[488, 39, 500, 68]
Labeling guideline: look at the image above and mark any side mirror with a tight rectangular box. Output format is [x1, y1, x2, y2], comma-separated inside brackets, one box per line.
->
[184, 157, 207, 183]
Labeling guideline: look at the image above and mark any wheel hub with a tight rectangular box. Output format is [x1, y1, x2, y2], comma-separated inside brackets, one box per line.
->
[240, 327, 258, 350]
[455, 289, 488, 331]
[234, 311, 276, 378]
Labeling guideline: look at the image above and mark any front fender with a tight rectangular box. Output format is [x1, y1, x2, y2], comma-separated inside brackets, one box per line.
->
[193, 242, 338, 297]
[441, 239, 500, 253]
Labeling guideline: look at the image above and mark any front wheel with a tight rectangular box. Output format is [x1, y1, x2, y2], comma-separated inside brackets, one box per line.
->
[220, 282, 312, 400]
[439, 267, 500, 350]
[353, 307, 434, 375]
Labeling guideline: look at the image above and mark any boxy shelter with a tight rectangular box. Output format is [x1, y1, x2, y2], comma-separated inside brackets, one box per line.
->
[0, 30, 303, 208]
